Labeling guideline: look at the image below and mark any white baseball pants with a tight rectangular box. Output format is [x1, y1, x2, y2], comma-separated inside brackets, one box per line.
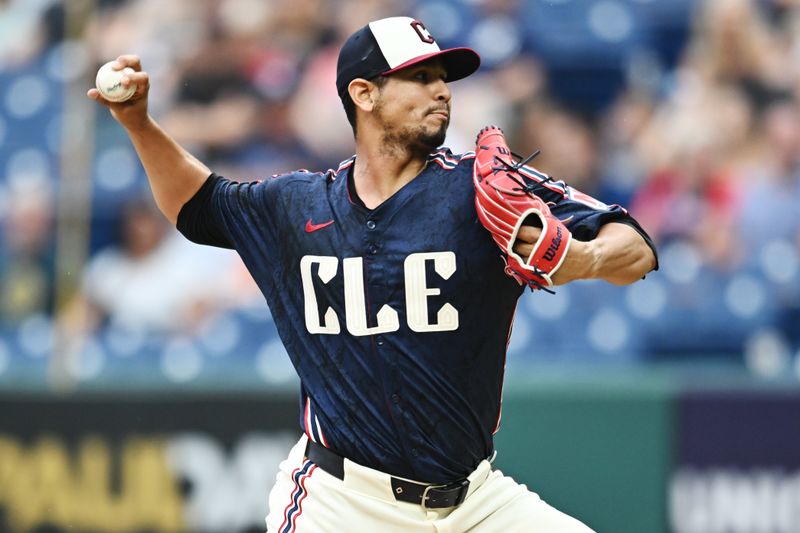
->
[265, 435, 595, 532]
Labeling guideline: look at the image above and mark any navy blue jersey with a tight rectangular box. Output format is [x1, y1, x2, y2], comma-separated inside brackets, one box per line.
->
[177, 148, 653, 483]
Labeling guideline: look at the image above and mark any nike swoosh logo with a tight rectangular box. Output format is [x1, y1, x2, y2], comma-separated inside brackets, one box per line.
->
[305, 219, 334, 233]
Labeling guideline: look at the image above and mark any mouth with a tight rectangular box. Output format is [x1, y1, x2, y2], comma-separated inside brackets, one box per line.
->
[428, 109, 449, 121]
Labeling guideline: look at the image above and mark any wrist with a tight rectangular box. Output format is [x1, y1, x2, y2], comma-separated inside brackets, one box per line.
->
[124, 113, 154, 134]
[561, 238, 600, 282]
[583, 239, 602, 280]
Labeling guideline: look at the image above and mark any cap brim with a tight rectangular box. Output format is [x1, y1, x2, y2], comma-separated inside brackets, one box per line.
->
[381, 47, 481, 82]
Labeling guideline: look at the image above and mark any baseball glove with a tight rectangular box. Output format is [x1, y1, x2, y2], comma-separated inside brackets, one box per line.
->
[473, 126, 572, 291]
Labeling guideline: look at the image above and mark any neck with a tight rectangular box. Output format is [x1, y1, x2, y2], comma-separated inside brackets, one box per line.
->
[351, 132, 431, 209]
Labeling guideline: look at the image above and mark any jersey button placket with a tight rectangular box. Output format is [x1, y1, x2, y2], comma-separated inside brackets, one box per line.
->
[365, 219, 378, 254]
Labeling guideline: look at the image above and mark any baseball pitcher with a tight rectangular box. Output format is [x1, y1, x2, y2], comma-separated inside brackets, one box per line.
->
[88, 16, 658, 533]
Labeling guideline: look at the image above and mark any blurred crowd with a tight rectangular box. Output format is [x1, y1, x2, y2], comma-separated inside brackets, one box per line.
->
[1, 0, 800, 382]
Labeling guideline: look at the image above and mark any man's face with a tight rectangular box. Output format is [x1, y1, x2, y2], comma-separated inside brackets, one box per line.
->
[371, 60, 452, 154]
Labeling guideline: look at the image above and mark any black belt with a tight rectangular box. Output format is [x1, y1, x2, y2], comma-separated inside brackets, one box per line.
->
[304, 440, 470, 509]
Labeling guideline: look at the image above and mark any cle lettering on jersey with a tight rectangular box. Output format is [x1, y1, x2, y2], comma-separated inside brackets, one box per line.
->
[300, 251, 458, 335]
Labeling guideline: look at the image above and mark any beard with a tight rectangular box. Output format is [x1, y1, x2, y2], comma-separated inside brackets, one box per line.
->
[374, 101, 449, 157]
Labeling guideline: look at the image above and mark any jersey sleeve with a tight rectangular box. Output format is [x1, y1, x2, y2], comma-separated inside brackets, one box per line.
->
[518, 167, 659, 270]
[176, 173, 281, 250]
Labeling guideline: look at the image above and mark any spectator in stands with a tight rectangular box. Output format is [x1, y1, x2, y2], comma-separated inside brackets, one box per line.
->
[737, 96, 800, 256]
[61, 196, 246, 335]
[160, 0, 314, 178]
[0, 183, 55, 324]
[686, 0, 789, 101]
[515, 101, 599, 195]
[596, 90, 656, 207]
[629, 82, 748, 270]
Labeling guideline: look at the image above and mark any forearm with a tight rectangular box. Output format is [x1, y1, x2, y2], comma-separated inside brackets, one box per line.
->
[559, 222, 656, 285]
[87, 55, 209, 225]
[126, 116, 210, 224]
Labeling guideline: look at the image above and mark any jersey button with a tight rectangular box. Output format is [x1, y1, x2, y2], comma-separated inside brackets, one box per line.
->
[376, 336, 385, 346]
[391, 394, 400, 404]
[366, 220, 376, 230]
[368, 244, 378, 255]
[411, 448, 419, 457]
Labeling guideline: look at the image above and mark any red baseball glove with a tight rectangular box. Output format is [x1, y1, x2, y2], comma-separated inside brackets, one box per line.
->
[473, 126, 572, 291]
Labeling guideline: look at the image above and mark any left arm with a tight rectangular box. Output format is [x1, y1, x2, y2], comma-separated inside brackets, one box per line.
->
[513, 222, 656, 286]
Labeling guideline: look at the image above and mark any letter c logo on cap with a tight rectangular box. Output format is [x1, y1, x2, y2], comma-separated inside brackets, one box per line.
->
[411, 20, 435, 44]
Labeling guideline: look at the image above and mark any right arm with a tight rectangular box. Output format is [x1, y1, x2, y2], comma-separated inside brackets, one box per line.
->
[87, 55, 208, 224]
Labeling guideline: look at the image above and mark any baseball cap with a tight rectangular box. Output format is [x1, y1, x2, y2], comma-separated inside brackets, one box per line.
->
[336, 17, 481, 98]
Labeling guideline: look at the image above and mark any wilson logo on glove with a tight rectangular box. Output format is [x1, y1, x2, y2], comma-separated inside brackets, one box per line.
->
[542, 226, 564, 262]
[472, 126, 572, 292]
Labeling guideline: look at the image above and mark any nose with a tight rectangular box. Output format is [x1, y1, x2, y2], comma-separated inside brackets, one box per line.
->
[433, 78, 451, 103]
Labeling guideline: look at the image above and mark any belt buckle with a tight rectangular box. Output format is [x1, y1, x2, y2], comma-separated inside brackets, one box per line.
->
[421, 483, 440, 512]
[421, 478, 469, 511]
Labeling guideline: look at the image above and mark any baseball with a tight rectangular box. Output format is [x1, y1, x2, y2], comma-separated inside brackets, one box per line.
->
[95, 61, 137, 102]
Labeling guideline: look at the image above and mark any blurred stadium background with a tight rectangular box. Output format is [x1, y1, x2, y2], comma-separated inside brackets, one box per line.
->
[1, 0, 799, 532]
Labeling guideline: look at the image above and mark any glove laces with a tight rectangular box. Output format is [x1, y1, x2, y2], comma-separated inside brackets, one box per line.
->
[487, 149, 555, 196]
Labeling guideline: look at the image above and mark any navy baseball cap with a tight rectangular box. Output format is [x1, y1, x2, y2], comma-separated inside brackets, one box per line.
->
[336, 16, 481, 98]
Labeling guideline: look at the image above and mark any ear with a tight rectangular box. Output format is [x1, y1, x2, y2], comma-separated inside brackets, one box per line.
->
[348, 78, 378, 112]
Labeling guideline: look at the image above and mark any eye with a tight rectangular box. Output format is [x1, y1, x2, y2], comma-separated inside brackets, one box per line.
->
[414, 70, 429, 82]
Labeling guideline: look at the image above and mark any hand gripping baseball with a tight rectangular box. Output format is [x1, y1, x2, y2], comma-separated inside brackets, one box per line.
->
[473, 126, 572, 291]
[87, 55, 151, 130]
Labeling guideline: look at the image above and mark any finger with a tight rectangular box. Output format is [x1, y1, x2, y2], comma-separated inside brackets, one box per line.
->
[114, 54, 142, 71]
[121, 71, 150, 98]
[132, 81, 149, 98]
[516, 225, 541, 244]
[129, 75, 150, 98]
[512, 242, 533, 258]
[122, 71, 149, 87]
[86, 88, 111, 106]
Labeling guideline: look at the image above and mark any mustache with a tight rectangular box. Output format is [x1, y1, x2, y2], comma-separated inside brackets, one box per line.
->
[427, 104, 450, 116]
